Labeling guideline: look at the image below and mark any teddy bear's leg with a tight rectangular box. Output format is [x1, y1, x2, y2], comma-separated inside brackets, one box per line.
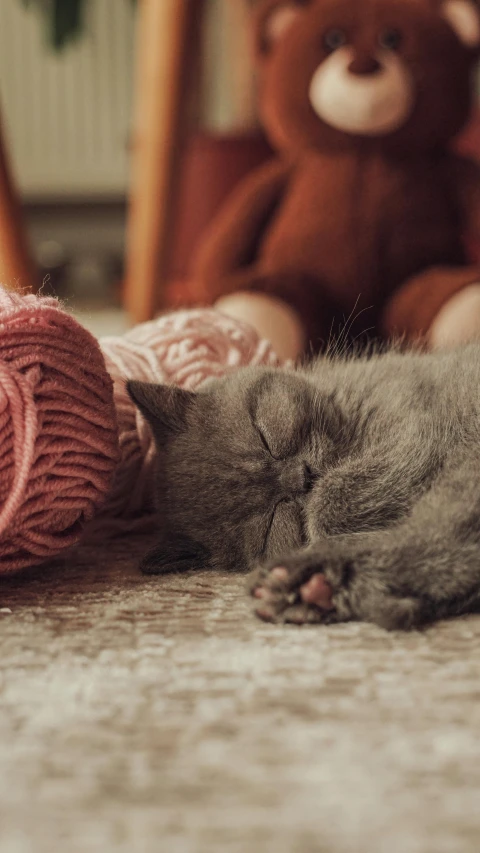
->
[185, 264, 309, 358]
[381, 266, 480, 347]
[429, 286, 480, 349]
[215, 291, 306, 361]
[213, 270, 338, 360]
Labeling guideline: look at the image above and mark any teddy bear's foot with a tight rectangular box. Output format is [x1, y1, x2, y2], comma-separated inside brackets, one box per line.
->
[429, 285, 480, 349]
[215, 291, 305, 361]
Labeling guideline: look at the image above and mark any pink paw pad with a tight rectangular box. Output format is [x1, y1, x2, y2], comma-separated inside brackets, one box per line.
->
[300, 574, 334, 610]
[255, 607, 276, 623]
[253, 587, 272, 600]
[270, 567, 289, 583]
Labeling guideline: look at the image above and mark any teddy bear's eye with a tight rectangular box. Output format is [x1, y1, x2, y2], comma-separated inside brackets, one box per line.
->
[378, 28, 403, 51]
[323, 28, 347, 53]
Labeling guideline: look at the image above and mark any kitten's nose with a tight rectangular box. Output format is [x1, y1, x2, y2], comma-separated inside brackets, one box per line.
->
[278, 461, 315, 496]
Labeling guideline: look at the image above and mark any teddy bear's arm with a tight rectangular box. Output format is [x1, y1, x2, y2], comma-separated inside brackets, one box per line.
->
[192, 158, 291, 288]
[448, 154, 480, 236]
[381, 155, 480, 342]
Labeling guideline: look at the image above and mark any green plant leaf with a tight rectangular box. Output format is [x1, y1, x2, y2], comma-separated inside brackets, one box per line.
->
[19, 0, 136, 51]
[51, 0, 85, 50]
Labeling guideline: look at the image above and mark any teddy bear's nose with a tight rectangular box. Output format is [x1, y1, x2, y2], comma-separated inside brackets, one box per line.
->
[348, 55, 382, 76]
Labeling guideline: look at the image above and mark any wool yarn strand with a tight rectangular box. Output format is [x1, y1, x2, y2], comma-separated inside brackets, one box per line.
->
[0, 288, 119, 573]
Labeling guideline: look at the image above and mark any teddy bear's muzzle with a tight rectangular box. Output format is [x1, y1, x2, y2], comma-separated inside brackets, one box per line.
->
[309, 46, 415, 138]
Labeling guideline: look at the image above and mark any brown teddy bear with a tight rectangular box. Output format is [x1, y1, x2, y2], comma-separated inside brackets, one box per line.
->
[191, 0, 480, 359]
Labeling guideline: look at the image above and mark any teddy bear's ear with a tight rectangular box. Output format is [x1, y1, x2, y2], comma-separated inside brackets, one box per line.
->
[441, 0, 480, 48]
[254, 0, 310, 57]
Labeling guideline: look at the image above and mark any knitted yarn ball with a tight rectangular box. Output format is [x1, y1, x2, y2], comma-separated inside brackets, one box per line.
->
[0, 289, 119, 574]
[98, 309, 283, 528]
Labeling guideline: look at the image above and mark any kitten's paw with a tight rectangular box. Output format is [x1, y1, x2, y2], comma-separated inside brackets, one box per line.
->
[249, 544, 427, 630]
[248, 548, 345, 625]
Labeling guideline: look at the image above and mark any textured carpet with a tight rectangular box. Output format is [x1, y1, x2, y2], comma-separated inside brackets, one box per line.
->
[1, 538, 480, 853]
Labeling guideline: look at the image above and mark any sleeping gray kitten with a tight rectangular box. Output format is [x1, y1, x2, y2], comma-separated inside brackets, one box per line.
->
[128, 343, 480, 630]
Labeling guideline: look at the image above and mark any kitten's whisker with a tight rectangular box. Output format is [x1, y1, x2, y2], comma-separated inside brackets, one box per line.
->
[325, 316, 337, 360]
[336, 294, 362, 352]
[342, 303, 374, 347]
[349, 325, 376, 350]
[327, 300, 375, 361]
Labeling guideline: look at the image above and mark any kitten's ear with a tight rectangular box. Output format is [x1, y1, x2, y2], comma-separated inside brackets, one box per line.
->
[127, 381, 196, 444]
[140, 537, 209, 575]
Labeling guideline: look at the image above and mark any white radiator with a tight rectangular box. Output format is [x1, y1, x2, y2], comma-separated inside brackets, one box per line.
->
[0, 0, 135, 199]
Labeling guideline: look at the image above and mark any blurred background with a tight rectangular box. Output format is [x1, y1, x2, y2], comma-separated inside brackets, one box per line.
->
[0, 0, 262, 335]
[0, 0, 479, 337]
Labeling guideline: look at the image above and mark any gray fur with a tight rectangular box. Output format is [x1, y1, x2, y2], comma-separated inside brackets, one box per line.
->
[128, 343, 480, 630]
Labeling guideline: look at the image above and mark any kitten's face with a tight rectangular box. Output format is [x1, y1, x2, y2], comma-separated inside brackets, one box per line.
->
[128, 368, 345, 574]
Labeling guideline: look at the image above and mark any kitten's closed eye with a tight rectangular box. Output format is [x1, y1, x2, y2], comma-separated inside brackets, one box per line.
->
[257, 423, 285, 460]
[251, 374, 311, 460]
[264, 499, 304, 557]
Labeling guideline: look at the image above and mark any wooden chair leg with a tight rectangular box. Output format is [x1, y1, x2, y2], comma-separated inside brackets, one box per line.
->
[124, 0, 201, 324]
[0, 111, 35, 292]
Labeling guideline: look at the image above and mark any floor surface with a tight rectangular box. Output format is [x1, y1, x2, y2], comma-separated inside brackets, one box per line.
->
[1, 538, 480, 853]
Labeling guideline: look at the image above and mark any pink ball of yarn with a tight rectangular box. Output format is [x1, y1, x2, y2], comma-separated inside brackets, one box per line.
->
[99, 309, 283, 527]
[0, 288, 119, 573]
